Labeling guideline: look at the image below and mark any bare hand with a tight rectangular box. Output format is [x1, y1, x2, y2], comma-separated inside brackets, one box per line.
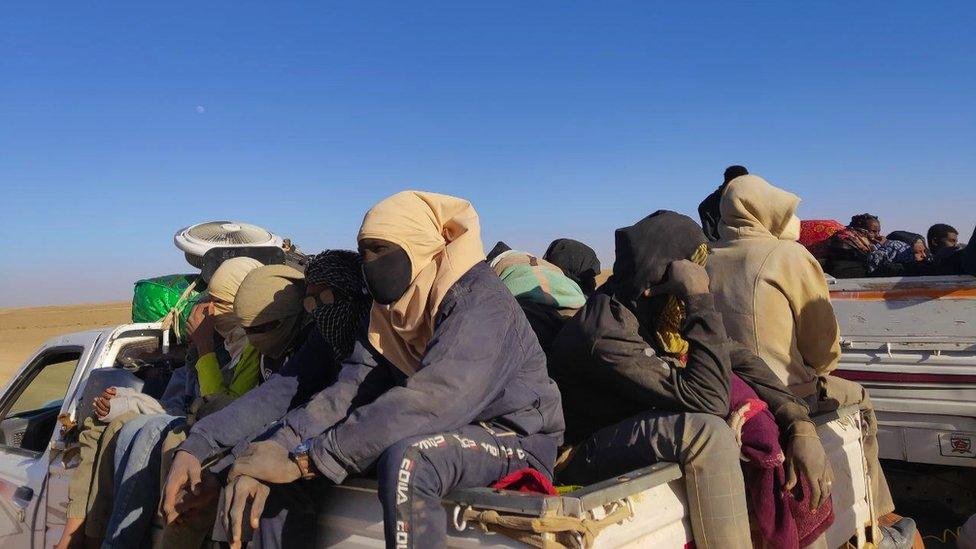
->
[228, 440, 301, 485]
[162, 451, 203, 524]
[187, 302, 216, 354]
[784, 422, 834, 511]
[221, 475, 270, 549]
[644, 260, 710, 298]
[93, 387, 117, 419]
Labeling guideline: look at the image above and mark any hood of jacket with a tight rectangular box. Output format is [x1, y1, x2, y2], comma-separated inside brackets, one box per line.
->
[718, 175, 801, 242]
[611, 210, 707, 309]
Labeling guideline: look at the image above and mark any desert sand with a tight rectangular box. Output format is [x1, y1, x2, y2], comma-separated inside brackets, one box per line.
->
[0, 302, 131, 384]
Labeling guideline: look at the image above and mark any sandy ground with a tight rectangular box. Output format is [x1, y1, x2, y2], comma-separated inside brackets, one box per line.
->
[0, 302, 131, 384]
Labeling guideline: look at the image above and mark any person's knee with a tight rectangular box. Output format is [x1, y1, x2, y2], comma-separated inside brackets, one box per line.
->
[377, 438, 441, 503]
[680, 413, 739, 466]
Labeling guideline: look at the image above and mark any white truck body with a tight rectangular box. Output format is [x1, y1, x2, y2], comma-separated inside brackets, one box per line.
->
[1, 323, 876, 548]
[830, 275, 976, 468]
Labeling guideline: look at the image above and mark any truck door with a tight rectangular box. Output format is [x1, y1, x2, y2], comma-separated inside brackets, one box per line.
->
[0, 332, 99, 549]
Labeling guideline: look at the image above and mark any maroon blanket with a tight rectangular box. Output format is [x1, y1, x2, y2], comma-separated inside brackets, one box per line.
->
[731, 374, 834, 548]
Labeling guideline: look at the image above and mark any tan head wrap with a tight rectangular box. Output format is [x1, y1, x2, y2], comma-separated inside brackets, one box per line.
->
[234, 264, 306, 358]
[206, 257, 264, 341]
[358, 191, 484, 375]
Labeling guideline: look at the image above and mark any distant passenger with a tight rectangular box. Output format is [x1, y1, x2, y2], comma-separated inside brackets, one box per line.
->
[217, 191, 563, 549]
[698, 164, 749, 241]
[551, 211, 833, 548]
[543, 238, 602, 296]
[706, 175, 917, 548]
[488, 242, 586, 354]
[927, 223, 960, 255]
[826, 214, 914, 278]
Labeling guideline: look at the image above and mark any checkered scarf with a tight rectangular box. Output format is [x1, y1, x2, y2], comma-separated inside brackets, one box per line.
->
[305, 250, 371, 363]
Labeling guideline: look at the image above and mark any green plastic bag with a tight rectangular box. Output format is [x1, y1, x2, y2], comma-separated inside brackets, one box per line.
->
[131, 274, 202, 334]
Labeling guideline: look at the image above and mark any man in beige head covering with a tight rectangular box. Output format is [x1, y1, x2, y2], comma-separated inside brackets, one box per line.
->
[707, 174, 916, 547]
[234, 264, 307, 360]
[218, 191, 564, 549]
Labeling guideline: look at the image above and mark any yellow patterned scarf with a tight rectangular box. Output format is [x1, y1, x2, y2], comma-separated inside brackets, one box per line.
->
[655, 243, 709, 358]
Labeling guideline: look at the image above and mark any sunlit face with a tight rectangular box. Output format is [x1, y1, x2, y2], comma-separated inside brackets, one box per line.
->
[913, 241, 927, 262]
[863, 219, 883, 243]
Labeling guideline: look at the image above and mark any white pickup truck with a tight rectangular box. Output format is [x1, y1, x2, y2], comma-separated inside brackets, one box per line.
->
[0, 321, 878, 548]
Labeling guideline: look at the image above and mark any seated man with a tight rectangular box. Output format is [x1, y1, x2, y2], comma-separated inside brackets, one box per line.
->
[706, 174, 916, 548]
[551, 210, 831, 549]
[216, 191, 564, 549]
[160, 251, 370, 541]
[698, 164, 749, 241]
[928, 223, 960, 256]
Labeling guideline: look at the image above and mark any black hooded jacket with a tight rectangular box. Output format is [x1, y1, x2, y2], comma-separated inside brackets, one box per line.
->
[550, 211, 810, 444]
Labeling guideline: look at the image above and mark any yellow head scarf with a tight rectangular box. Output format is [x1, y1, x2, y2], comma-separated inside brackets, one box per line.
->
[655, 242, 709, 358]
[358, 191, 484, 375]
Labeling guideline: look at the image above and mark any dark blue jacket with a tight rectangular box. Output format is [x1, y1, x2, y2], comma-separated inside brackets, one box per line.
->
[179, 329, 339, 463]
[268, 262, 565, 484]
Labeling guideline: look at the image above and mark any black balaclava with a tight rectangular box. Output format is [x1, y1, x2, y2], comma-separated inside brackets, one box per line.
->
[543, 238, 601, 296]
[362, 245, 412, 305]
[304, 250, 372, 363]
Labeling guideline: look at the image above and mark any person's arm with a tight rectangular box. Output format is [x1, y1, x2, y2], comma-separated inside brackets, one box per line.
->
[193, 352, 224, 397]
[586, 294, 732, 416]
[727, 340, 811, 431]
[297, 292, 529, 484]
[178, 330, 340, 463]
[225, 346, 261, 397]
[265, 342, 397, 453]
[159, 366, 190, 416]
[774, 248, 841, 376]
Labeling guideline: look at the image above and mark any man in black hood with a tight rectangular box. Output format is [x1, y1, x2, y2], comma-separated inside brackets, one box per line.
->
[550, 210, 830, 549]
[543, 238, 601, 296]
[699, 165, 749, 241]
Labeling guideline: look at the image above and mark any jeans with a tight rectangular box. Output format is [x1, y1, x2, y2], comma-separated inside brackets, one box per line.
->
[225, 424, 542, 549]
[101, 414, 184, 549]
[558, 411, 752, 549]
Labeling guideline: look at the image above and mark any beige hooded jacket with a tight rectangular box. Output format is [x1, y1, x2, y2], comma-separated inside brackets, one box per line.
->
[706, 175, 841, 398]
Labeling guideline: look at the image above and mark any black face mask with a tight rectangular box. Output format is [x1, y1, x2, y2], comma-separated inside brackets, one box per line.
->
[362, 247, 412, 305]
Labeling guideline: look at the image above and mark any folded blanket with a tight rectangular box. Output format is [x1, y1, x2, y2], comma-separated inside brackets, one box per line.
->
[731, 375, 833, 549]
[101, 387, 165, 423]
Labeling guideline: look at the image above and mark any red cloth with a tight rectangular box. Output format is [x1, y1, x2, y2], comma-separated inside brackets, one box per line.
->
[800, 220, 845, 259]
[491, 467, 558, 496]
[731, 375, 834, 549]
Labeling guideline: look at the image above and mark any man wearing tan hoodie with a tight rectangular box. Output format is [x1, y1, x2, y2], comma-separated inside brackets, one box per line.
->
[705, 174, 916, 549]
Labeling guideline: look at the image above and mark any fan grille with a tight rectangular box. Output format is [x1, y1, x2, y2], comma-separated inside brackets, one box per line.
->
[185, 221, 274, 245]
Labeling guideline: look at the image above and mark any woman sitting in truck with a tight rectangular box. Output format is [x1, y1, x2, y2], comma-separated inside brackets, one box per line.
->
[706, 175, 917, 548]
[55, 257, 266, 549]
[550, 210, 832, 549]
[214, 191, 564, 549]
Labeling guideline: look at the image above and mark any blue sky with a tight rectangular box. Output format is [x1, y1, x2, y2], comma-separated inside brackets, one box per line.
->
[1, 2, 973, 307]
